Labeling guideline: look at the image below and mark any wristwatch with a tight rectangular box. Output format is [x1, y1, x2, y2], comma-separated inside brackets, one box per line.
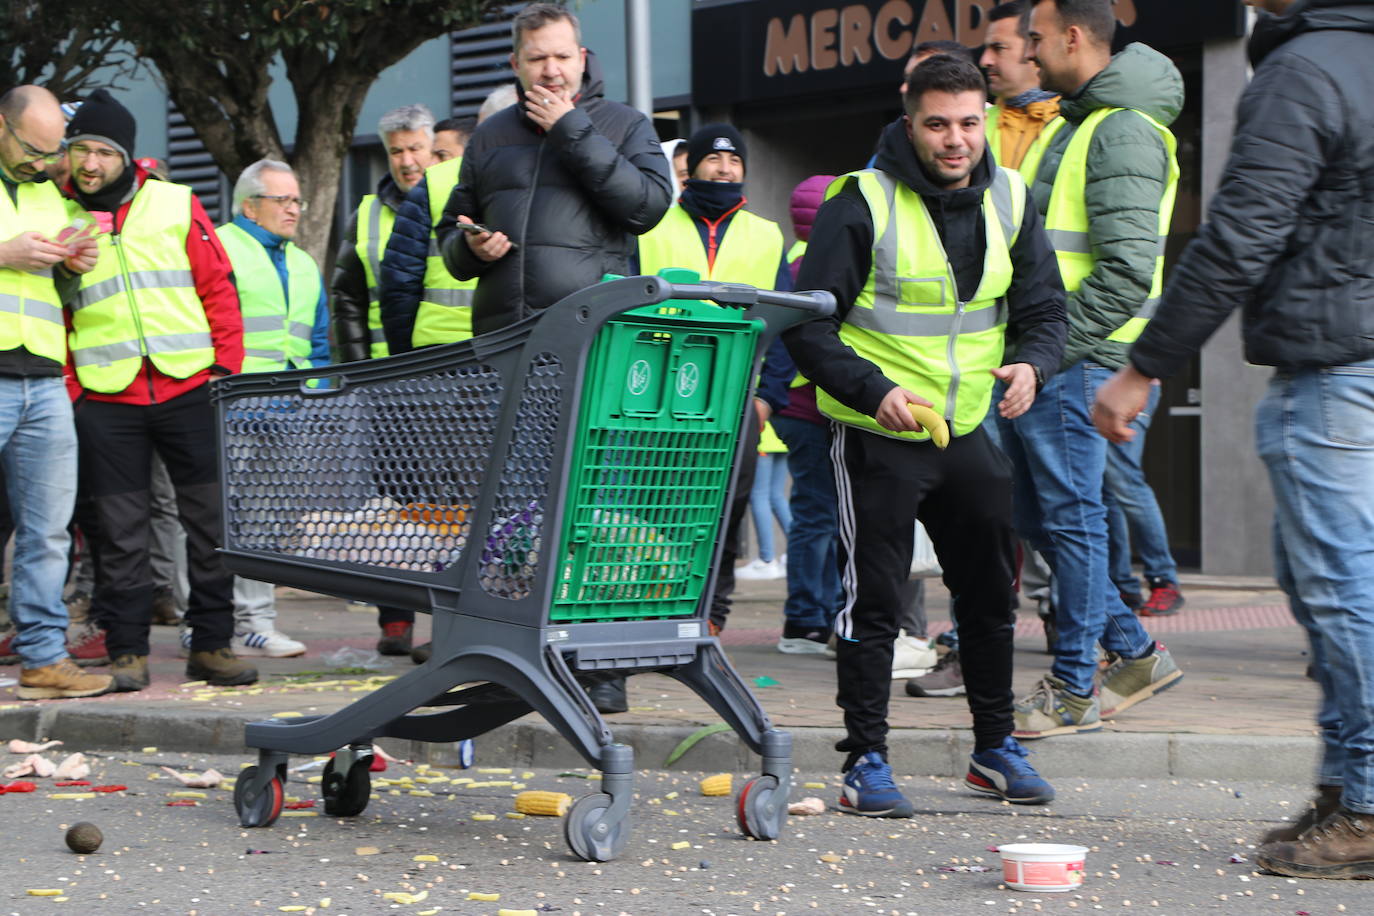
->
[1030, 363, 1045, 391]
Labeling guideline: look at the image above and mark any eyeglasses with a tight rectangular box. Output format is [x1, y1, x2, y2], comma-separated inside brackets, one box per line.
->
[2, 118, 65, 165]
[68, 143, 122, 164]
[252, 194, 309, 213]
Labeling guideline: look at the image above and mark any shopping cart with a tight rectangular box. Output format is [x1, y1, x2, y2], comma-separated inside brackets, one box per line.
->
[213, 274, 834, 861]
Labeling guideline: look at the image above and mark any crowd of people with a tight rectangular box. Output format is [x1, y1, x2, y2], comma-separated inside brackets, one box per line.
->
[0, 0, 1370, 880]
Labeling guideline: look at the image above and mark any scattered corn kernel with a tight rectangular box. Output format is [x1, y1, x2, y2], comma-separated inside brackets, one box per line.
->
[469, 892, 500, 901]
[413, 854, 439, 862]
[671, 841, 691, 850]
[472, 813, 497, 821]
[382, 890, 428, 904]
[26, 890, 62, 896]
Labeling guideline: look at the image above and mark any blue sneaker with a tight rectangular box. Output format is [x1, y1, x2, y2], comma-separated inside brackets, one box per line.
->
[839, 751, 914, 818]
[966, 736, 1055, 805]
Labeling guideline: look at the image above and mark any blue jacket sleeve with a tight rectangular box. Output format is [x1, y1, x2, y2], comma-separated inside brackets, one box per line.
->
[309, 281, 331, 368]
[379, 180, 434, 355]
[757, 337, 795, 415]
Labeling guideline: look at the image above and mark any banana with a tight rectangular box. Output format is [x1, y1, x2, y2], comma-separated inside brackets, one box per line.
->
[906, 404, 951, 449]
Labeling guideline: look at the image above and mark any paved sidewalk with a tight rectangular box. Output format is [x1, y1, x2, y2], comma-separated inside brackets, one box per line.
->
[0, 573, 1321, 781]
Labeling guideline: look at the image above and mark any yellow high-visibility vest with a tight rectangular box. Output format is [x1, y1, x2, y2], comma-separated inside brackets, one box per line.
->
[411, 156, 476, 347]
[217, 221, 321, 373]
[353, 194, 393, 358]
[0, 179, 71, 363]
[816, 167, 1025, 441]
[637, 204, 784, 288]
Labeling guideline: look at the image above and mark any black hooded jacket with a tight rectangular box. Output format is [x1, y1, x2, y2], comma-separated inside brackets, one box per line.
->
[1130, 0, 1374, 377]
[784, 119, 1067, 421]
[331, 172, 407, 363]
[435, 54, 672, 335]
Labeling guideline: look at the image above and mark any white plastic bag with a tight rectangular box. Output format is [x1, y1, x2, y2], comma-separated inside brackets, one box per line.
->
[909, 521, 942, 578]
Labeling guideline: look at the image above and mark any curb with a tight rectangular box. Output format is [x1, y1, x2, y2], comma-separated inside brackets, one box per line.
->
[0, 704, 1320, 784]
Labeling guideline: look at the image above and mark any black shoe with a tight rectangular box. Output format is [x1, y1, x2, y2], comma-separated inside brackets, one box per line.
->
[410, 641, 432, 665]
[588, 676, 628, 714]
[376, 622, 413, 655]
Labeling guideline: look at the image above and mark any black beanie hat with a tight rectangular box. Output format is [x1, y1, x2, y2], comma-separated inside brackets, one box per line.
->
[685, 123, 746, 179]
[66, 89, 136, 164]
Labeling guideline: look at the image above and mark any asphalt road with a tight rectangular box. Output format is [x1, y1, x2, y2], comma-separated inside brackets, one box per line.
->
[0, 748, 1365, 915]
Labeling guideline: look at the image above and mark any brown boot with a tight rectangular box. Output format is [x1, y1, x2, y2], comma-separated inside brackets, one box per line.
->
[150, 586, 181, 626]
[1260, 785, 1343, 845]
[186, 647, 258, 686]
[17, 657, 113, 699]
[1257, 807, 1374, 879]
[110, 654, 151, 692]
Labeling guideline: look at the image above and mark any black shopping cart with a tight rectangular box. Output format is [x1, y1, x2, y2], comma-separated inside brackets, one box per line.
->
[213, 275, 834, 861]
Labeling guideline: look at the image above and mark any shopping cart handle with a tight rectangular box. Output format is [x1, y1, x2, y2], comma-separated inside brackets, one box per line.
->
[667, 282, 835, 317]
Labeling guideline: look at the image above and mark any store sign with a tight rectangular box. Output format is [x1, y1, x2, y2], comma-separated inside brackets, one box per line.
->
[693, 0, 1245, 105]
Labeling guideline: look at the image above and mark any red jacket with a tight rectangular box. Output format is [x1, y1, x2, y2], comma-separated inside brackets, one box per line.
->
[64, 167, 245, 404]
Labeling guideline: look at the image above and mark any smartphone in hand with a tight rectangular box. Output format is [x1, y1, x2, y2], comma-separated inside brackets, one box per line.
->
[458, 221, 518, 251]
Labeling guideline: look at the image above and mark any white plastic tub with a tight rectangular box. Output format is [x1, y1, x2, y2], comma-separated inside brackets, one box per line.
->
[997, 843, 1089, 892]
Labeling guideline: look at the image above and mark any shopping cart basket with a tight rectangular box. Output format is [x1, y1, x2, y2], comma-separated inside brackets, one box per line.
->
[213, 275, 834, 860]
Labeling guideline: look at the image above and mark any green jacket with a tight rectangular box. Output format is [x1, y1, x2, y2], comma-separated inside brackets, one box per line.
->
[1028, 43, 1183, 371]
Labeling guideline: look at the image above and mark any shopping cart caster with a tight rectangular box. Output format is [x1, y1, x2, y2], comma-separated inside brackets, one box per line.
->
[235, 765, 284, 828]
[564, 793, 629, 862]
[736, 775, 786, 840]
[321, 746, 373, 817]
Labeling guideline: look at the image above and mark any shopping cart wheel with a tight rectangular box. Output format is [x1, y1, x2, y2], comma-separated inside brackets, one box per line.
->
[736, 774, 785, 841]
[564, 793, 628, 862]
[235, 766, 284, 828]
[321, 757, 371, 817]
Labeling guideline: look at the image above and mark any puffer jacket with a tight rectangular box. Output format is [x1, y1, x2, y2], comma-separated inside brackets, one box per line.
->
[435, 53, 672, 335]
[1131, 0, 1374, 378]
[332, 172, 406, 362]
[1028, 43, 1183, 372]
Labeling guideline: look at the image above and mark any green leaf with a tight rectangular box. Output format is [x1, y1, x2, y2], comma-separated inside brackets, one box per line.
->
[664, 722, 732, 766]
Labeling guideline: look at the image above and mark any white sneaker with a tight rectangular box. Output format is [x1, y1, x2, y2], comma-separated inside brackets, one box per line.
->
[177, 626, 191, 659]
[735, 558, 785, 580]
[892, 630, 939, 679]
[231, 629, 306, 658]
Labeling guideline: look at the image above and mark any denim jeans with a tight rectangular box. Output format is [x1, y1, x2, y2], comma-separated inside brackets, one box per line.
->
[997, 361, 1154, 695]
[749, 451, 792, 562]
[1105, 383, 1178, 591]
[1256, 360, 1374, 814]
[772, 415, 840, 630]
[0, 377, 76, 669]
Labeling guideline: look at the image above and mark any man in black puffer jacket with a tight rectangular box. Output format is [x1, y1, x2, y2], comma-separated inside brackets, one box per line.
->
[1094, 0, 1374, 879]
[435, 4, 671, 335]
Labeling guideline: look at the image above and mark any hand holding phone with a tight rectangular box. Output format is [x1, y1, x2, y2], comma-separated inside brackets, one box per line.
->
[457, 215, 515, 262]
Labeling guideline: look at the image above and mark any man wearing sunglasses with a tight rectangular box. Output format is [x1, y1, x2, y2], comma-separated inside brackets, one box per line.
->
[60, 89, 255, 693]
[0, 85, 110, 700]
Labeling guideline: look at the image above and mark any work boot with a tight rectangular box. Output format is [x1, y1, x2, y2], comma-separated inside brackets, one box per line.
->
[66, 622, 110, 667]
[110, 654, 151, 692]
[1257, 807, 1374, 879]
[16, 657, 112, 700]
[1261, 785, 1344, 845]
[150, 586, 181, 626]
[376, 621, 413, 656]
[410, 641, 432, 665]
[186, 648, 258, 686]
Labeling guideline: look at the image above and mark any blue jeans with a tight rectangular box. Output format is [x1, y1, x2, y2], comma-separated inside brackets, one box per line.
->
[1105, 383, 1178, 591]
[0, 377, 76, 669]
[749, 451, 792, 562]
[997, 361, 1154, 695]
[772, 416, 840, 630]
[1257, 360, 1374, 814]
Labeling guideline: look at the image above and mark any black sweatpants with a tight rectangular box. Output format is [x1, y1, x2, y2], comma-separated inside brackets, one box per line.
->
[75, 385, 234, 657]
[831, 422, 1017, 759]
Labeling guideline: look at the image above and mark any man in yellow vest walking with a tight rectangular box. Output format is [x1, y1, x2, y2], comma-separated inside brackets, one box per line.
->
[217, 159, 328, 659]
[0, 85, 110, 700]
[785, 56, 1068, 814]
[61, 90, 256, 692]
[1000, 0, 1185, 738]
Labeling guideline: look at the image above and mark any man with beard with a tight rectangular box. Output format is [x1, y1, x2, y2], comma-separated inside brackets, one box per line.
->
[785, 55, 1067, 815]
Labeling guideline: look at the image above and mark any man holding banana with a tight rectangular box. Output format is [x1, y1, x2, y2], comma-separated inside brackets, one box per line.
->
[784, 55, 1066, 816]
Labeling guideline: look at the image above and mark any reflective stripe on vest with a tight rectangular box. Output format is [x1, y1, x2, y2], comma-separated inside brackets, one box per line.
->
[217, 221, 322, 373]
[353, 194, 393, 358]
[1039, 108, 1179, 344]
[412, 156, 476, 347]
[68, 180, 213, 393]
[637, 205, 785, 289]
[0, 179, 70, 363]
[816, 167, 1024, 442]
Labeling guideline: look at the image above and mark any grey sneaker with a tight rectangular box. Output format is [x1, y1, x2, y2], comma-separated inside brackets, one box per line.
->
[1013, 675, 1101, 739]
[1098, 641, 1183, 716]
[905, 650, 965, 697]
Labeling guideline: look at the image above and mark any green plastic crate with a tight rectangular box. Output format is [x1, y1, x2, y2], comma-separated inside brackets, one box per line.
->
[550, 283, 760, 622]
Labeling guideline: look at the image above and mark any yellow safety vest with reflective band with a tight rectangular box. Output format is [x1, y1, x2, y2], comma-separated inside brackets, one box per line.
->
[1038, 107, 1179, 344]
[412, 156, 476, 347]
[0, 180, 72, 363]
[353, 194, 393, 358]
[637, 205, 785, 288]
[216, 222, 321, 373]
[817, 167, 1025, 442]
[68, 181, 213, 393]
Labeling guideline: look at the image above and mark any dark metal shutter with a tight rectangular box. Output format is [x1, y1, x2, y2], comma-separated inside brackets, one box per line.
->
[450, 4, 521, 117]
[165, 102, 229, 223]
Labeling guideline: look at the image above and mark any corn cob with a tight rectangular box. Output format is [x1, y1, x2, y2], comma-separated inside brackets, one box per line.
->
[699, 773, 732, 796]
[513, 790, 573, 816]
